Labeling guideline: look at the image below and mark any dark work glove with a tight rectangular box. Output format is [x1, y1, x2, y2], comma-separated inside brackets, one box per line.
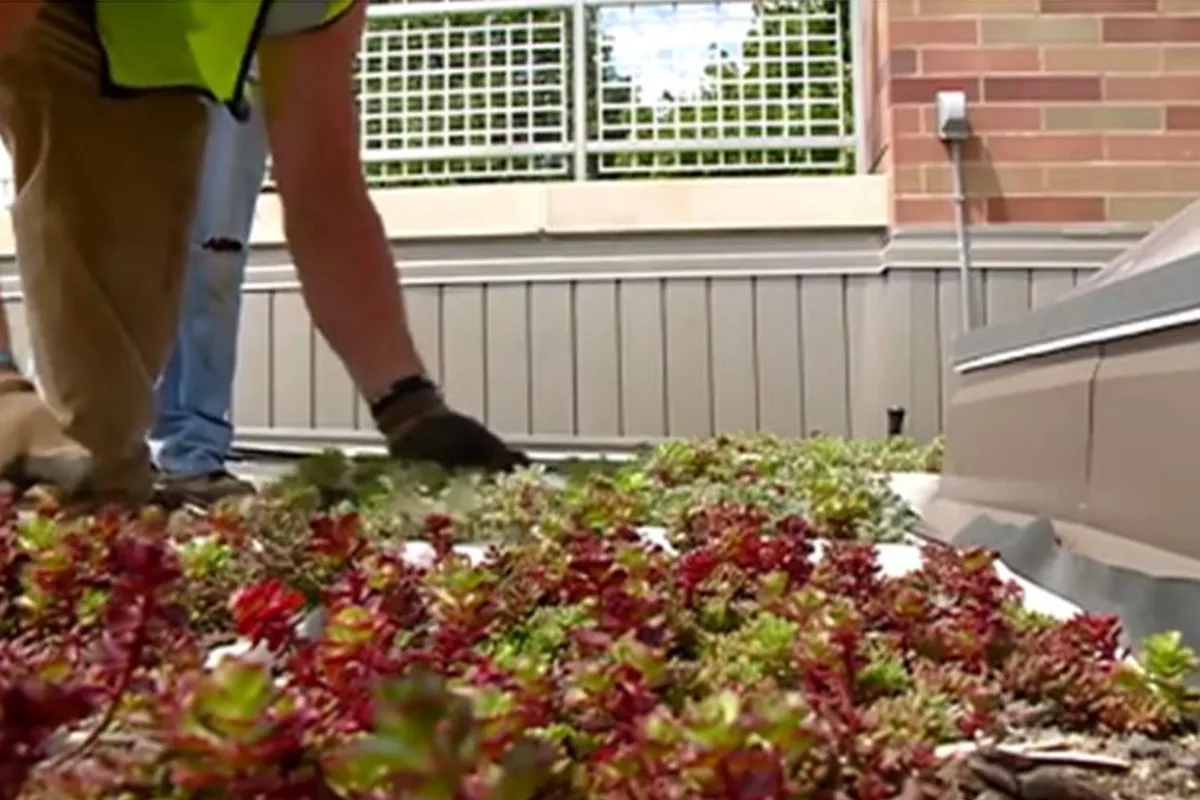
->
[373, 378, 529, 473]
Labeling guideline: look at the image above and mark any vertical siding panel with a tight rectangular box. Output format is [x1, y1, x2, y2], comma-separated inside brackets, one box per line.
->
[354, 357, 372, 431]
[354, 397, 373, 431]
[4, 300, 29, 371]
[901, 270, 941, 441]
[851, 274, 889, 439]
[405, 286, 443, 384]
[1031, 270, 1075, 308]
[484, 284, 530, 435]
[441, 285, 486, 419]
[574, 281, 621, 436]
[312, 329, 357, 431]
[619, 280, 666, 438]
[664, 279, 712, 437]
[709, 278, 757, 434]
[529, 283, 574, 436]
[801, 275, 849, 436]
[937, 269, 963, 434]
[985, 269, 1030, 325]
[233, 292, 272, 428]
[754, 276, 803, 437]
[844, 275, 866, 438]
[884, 271, 914, 438]
[270, 292, 313, 428]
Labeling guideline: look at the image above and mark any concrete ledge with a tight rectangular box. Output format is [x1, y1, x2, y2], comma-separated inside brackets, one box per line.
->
[540, 175, 889, 234]
[246, 182, 550, 244]
[885, 224, 1149, 272]
[0, 175, 888, 257]
[250, 175, 890, 244]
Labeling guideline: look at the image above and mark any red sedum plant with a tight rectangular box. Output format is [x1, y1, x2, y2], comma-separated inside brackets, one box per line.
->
[0, 437, 1195, 799]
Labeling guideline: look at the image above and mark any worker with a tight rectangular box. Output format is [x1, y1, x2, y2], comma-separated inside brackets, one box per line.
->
[0, 0, 527, 510]
[150, 70, 268, 510]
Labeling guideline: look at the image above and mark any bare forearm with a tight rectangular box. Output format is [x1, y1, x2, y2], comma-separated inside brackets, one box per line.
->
[282, 182, 423, 397]
[0, 2, 41, 55]
[260, 0, 425, 398]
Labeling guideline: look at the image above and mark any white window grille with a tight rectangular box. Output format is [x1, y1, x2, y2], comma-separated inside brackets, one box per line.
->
[593, 1, 852, 176]
[358, 1, 572, 185]
[346, 0, 858, 185]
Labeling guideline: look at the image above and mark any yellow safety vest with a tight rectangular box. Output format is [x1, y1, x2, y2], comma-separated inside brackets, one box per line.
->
[94, 0, 356, 118]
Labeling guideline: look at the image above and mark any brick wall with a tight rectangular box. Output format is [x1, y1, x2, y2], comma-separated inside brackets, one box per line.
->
[867, 0, 1200, 226]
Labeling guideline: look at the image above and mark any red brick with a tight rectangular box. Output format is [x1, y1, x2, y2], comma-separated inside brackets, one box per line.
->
[1103, 16, 1200, 43]
[918, 0, 1039, 15]
[968, 105, 1044, 133]
[1106, 75, 1200, 100]
[892, 107, 925, 135]
[1108, 195, 1194, 222]
[926, 163, 1048, 196]
[921, 47, 1040, 74]
[1105, 134, 1200, 161]
[985, 134, 1104, 162]
[888, 48, 918, 77]
[890, 19, 979, 47]
[1166, 106, 1200, 130]
[1042, 0, 1156, 12]
[985, 76, 1102, 102]
[891, 77, 981, 104]
[916, 104, 1037, 136]
[986, 196, 1105, 223]
[894, 135, 984, 165]
[1104, 75, 1200, 100]
[893, 166, 925, 194]
[894, 197, 987, 225]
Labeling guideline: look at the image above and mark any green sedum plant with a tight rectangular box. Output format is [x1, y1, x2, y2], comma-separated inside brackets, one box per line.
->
[0, 433, 1193, 800]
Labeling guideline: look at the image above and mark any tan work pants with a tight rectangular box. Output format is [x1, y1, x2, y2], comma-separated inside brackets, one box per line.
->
[0, 3, 208, 502]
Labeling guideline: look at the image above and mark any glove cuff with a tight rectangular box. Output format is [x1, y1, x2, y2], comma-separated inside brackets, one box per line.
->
[369, 374, 439, 418]
[371, 377, 447, 444]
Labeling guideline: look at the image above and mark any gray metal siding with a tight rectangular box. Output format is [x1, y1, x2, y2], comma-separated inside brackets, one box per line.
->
[0, 226, 1139, 451]
[223, 264, 1098, 446]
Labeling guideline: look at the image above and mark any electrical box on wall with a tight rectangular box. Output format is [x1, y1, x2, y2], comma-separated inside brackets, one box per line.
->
[935, 91, 970, 142]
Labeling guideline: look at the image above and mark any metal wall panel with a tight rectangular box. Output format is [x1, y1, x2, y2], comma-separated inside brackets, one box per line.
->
[529, 284, 575, 436]
[664, 279, 711, 437]
[0, 225, 1139, 452]
[618, 280, 666, 438]
[485, 284, 531, 435]
[234, 294, 272, 428]
[754, 277, 804, 438]
[574, 282, 621, 436]
[800, 276, 850, 437]
[225, 235, 1106, 450]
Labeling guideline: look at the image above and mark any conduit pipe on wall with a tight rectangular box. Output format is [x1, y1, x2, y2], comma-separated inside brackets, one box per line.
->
[935, 91, 979, 333]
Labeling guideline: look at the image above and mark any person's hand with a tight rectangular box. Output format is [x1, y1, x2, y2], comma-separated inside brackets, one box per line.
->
[387, 407, 530, 473]
[373, 380, 528, 473]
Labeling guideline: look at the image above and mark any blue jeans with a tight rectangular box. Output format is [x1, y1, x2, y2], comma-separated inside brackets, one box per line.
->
[151, 104, 268, 478]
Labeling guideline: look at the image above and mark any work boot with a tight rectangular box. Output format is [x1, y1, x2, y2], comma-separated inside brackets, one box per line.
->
[0, 374, 93, 497]
[152, 468, 257, 511]
[374, 377, 529, 473]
